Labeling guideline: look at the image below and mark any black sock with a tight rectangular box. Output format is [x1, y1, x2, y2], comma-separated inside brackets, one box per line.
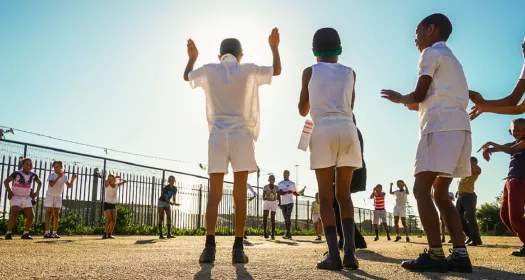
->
[375, 229, 379, 237]
[205, 235, 215, 247]
[271, 222, 275, 236]
[167, 224, 172, 236]
[342, 218, 355, 254]
[263, 219, 267, 234]
[158, 224, 163, 235]
[233, 236, 243, 250]
[285, 218, 291, 235]
[324, 226, 339, 257]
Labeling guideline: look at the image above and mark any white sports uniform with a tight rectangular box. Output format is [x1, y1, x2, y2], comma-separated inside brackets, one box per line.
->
[262, 184, 279, 212]
[9, 170, 38, 208]
[44, 173, 69, 208]
[188, 54, 273, 175]
[393, 190, 408, 218]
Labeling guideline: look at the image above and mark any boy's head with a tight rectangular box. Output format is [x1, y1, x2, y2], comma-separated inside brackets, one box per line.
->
[312, 27, 341, 63]
[219, 38, 243, 62]
[315, 192, 319, 200]
[521, 35, 525, 58]
[268, 175, 275, 184]
[415, 13, 453, 52]
[396, 180, 404, 189]
[52, 161, 64, 173]
[470, 157, 478, 165]
[510, 118, 525, 140]
[21, 158, 33, 172]
[168, 175, 176, 185]
[107, 174, 116, 184]
[375, 184, 382, 192]
[283, 170, 290, 180]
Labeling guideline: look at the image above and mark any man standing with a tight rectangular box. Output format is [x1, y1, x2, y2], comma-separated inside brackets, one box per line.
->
[456, 157, 482, 246]
[278, 170, 301, 239]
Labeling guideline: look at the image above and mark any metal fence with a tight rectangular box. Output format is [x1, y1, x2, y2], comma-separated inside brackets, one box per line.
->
[0, 139, 422, 234]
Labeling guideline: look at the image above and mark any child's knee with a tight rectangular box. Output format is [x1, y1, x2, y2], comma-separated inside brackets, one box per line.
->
[318, 194, 333, 207]
[335, 191, 350, 204]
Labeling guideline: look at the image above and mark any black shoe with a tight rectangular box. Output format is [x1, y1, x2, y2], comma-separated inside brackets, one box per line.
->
[343, 252, 359, 270]
[395, 236, 402, 242]
[373, 236, 379, 241]
[511, 246, 525, 257]
[102, 234, 108, 239]
[316, 254, 342, 270]
[108, 234, 116, 239]
[401, 249, 448, 273]
[387, 235, 391, 241]
[167, 234, 175, 239]
[21, 234, 33, 240]
[464, 236, 472, 244]
[5, 233, 12, 240]
[315, 235, 322, 241]
[199, 246, 216, 263]
[264, 232, 269, 239]
[355, 238, 367, 249]
[232, 249, 249, 264]
[406, 236, 410, 243]
[271, 235, 275, 240]
[244, 234, 248, 240]
[52, 233, 61, 239]
[468, 241, 482, 247]
[447, 250, 473, 273]
[159, 234, 166, 239]
[44, 233, 53, 239]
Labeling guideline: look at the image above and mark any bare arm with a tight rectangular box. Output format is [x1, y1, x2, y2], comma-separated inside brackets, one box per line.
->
[389, 183, 394, 195]
[65, 174, 77, 188]
[3, 177, 14, 194]
[381, 75, 432, 105]
[298, 67, 313, 117]
[33, 178, 42, 198]
[404, 184, 409, 195]
[49, 173, 63, 187]
[472, 80, 525, 107]
[183, 39, 198, 81]
[267, 27, 281, 76]
[472, 164, 481, 175]
[351, 71, 356, 109]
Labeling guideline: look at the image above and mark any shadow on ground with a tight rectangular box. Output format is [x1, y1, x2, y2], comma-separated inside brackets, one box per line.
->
[194, 263, 214, 280]
[273, 240, 299, 246]
[134, 239, 158, 245]
[35, 240, 74, 244]
[234, 264, 253, 280]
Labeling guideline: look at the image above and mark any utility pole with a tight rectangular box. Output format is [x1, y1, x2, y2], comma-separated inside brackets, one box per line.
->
[294, 164, 299, 229]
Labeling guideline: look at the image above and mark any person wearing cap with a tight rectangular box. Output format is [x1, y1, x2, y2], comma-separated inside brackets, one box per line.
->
[469, 35, 525, 117]
[184, 28, 282, 264]
[298, 27, 362, 271]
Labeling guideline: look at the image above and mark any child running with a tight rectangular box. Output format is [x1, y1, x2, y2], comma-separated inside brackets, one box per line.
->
[103, 174, 127, 239]
[311, 193, 322, 241]
[184, 28, 281, 264]
[390, 180, 410, 242]
[370, 184, 390, 241]
[44, 161, 77, 238]
[158, 175, 180, 239]
[298, 27, 361, 270]
[262, 175, 279, 240]
[478, 118, 525, 257]
[381, 13, 473, 272]
[3, 158, 42, 240]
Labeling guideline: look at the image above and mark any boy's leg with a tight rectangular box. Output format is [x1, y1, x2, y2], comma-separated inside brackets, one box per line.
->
[52, 208, 60, 235]
[401, 217, 409, 240]
[463, 195, 481, 245]
[263, 210, 269, 236]
[103, 209, 111, 236]
[7, 205, 20, 233]
[456, 197, 470, 241]
[44, 207, 52, 234]
[373, 221, 379, 240]
[507, 178, 525, 255]
[205, 173, 225, 236]
[332, 189, 344, 247]
[336, 166, 359, 269]
[109, 208, 117, 235]
[500, 183, 515, 234]
[394, 216, 400, 236]
[22, 207, 34, 238]
[270, 211, 276, 238]
[166, 207, 173, 238]
[158, 208, 165, 237]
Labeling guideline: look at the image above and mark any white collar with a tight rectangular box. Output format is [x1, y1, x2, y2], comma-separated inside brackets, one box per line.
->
[220, 53, 238, 62]
[432, 41, 446, 47]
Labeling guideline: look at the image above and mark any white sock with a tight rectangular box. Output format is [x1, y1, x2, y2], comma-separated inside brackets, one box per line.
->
[52, 231, 56, 234]
[6, 231, 12, 234]
[45, 230, 50, 234]
[453, 247, 469, 257]
[23, 231, 29, 235]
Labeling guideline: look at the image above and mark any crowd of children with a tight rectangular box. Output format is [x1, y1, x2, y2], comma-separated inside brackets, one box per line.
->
[2, 12, 524, 275]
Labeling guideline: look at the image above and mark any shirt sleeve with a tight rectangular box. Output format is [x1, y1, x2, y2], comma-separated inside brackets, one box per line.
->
[48, 173, 56, 181]
[254, 65, 274, 86]
[418, 48, 441, 78]
[33, 173, 40, 181]
[10, 172, 17, 179]
[188, 66, 206, 89]
[520, 61, 525, 80]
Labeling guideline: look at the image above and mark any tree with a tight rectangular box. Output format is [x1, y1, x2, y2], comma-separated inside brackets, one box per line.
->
[476, 191, 512, 236]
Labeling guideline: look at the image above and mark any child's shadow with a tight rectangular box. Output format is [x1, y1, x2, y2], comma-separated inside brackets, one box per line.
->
[356, 250, 407, 264]
[134, 239, 158, 245]
[194, 263, 214, 280]
[274, 240, 299, 246]
[35, 240, 74, 244]
[234, 264, 253, 280]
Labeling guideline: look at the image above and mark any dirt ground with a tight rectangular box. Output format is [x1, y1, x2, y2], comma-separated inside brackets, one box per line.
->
[0, 235, 523, 280]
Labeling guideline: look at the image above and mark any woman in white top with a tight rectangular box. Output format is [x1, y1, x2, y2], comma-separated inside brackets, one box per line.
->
[44, 161, 77, 238]
[103, 174, 127, 239]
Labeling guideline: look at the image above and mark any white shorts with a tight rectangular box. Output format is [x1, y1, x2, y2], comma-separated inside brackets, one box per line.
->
[263, 200, 278, 212]
[10, 196, 33, 208]
[310, 117, 362, 170]
[208, 132, 257, 175]
[414, 130, 472, 178]
[393, 206, 406, 218]
[44, 195, 62, 208]
[373, 209, 387, 224]
[312, 213, 321, 223]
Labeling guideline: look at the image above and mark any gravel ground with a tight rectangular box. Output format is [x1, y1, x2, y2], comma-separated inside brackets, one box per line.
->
[0, 235, 523, 280]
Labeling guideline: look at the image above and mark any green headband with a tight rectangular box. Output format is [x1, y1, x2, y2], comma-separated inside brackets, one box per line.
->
[313, 48, 342, 57]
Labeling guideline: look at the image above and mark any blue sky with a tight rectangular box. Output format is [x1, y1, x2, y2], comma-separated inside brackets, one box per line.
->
[1, 0, 524, 213]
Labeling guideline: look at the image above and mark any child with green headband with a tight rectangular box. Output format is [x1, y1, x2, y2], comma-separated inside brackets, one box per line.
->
[298, 27, 361, 271]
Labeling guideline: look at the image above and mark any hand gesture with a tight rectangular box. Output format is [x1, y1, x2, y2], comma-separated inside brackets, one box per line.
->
[187, 39, 199, 60]
[268, 28, 280, 49]
[477, 142, 494, 161]
[31, 191, 38, 199]
[469, 90, 484, 104]
[57, 173, 64, 179]
[7, 190, 13, 200]
[390, 182, 393, 187]
[71, 174, 78, 180]
[381, 89, 403, 104]
[469, 105, 486, 121]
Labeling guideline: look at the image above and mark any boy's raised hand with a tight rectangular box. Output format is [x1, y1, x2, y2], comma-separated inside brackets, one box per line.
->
[381, 89, 403, 103]
[187, 39, 199, 60]
[269, 28, 280, 49]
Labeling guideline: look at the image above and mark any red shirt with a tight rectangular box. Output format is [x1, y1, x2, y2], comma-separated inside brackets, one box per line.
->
[374, 194, 385, 210]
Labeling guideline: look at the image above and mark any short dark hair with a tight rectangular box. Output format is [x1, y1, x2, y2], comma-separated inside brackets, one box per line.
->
[22, 158, 32, 165]
[470, 156, 478, 163]
[168, 175, 175, 180]
[376, 184, 382, 188]
[512, 118, 525, 125]
[220, 38, 243, 57]
[420, 13, 453, 41]
[52, 161, 63, 168]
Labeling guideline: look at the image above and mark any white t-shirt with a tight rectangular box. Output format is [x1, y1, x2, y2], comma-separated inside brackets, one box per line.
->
[394, 190, 407, 208]
[188, 54, 274, 141]
[308, 62, 354, 123]
[277, 180, 296, 205]
[105, 185, 120, 204]
[520, 61, 525, 80]
[47, 173, 69, 196]
[417, 41, 471, 136]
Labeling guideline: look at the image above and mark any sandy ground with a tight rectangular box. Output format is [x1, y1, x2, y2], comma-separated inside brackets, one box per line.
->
[0, 235, 523, 280]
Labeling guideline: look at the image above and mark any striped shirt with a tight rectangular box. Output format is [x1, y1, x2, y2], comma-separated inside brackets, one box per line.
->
[374, 194, 385, 210]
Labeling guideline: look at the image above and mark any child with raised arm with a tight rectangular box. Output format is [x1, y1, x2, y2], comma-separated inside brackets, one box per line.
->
[478, 118, 525, 257]
[390, 180, 410, 242]
[44, 161, 77, 238]
[381, 13, 473, 272]
[184, 28, 281, 264]
[103, 174, 127, 239]
[3, 158, 42, 240]
[370, 184, 390, 241]
[298, 27, 361, 270]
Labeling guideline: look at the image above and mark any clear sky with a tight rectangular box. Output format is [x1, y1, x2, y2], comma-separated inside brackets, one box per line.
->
[1, 0, 524, 213]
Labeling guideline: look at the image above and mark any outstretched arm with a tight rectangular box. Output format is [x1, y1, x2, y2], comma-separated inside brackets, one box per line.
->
[268, 28, 281, 76]
[404, 183, 409, 195]
[389, 183, 394, 195]
[298, 67, 313, 116]
[381, 75, 433, 105]
[351, 71, 356, 109]
[183, 39, 199, 81]
[470, 80, 525, 119]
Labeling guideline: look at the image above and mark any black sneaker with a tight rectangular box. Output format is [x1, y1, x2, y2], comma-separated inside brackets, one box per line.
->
[316, 254, 342, 270]
[401, 249, 448, 273]
[52, 233, 61, 239]
[315, 235, 322, 241]
[244, 233, 248, 240]
[108, 234, 116, 239]
[44, 233, 53, 239]
[199, 246, 216, 263]
[395, 236, 402, 242]
[387, 235, 391, 241]
[167, 234, 175, 239]
[511, 246, 525, 257]
[464, 236, 472, 244]
[21, 234, 33, 240]
[102, 234, 108, 239]
[373, 236, 379, 241]
[447, 250, 473, 273]
[232, 249, 249, 264]
[270, 235, 275, 240]
[343, 252, 359, 270]
[264, 232, 269, 239]
[406, 236, 410, 243]
[5, 233, 12, 240]
[159, 234, 166, 239]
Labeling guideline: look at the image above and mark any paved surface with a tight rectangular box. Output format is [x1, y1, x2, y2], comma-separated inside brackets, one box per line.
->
[0, 235, 523, 279]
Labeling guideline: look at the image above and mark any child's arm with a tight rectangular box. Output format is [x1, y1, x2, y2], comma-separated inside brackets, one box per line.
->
[49, 173, 63, 187]
[404, 183, 409, 195]
[33, 176, 42, 198]
[183, 39, 199, 81]
[478, 141, 516, 161]
[3, 176, 14, 198]
[369, 189, 376, 199]
[472, 163, 481, 175]
[351, 71, 356, 109]
[117, 178, 128, 187]
[469, 78, 525, 119]
[65, 174, 77, 188]
[474, 99, 525, 116]
[268, 28, 281, 76]
[298, 67, 313, 116]
[389, 183, 394, 195]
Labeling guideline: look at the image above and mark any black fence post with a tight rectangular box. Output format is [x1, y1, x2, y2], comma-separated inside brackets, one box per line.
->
[256, 167, 260, 228]
[92, 168, 100, 225]
[306, 200, 310, 230]
[151, 176, 155, 226]
[197, 185, 203, 229]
